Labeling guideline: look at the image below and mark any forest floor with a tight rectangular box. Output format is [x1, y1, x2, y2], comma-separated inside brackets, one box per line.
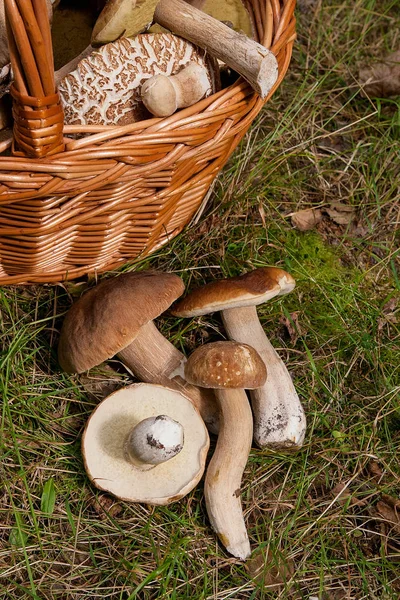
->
[1, 0, 399, 598]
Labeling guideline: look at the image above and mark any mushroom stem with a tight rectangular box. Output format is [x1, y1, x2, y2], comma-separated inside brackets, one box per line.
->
[117, 320, 183, 379]
[221, 306, 306, 448]
[141, 63, 212, 118]
[205, 388, 253, 560]
[124, 415, 184, 470]
[117, 321, 219, 432]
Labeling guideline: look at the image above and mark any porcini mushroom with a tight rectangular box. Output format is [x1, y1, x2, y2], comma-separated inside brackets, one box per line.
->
[172, 268, 307, 449]
[91, 0, 278, 99]
[141, 62, 214, 118]
[58, 34, 219, 126]
[185, 341, 267, 560]
[82, 383, 209, 504]
[58, 271, 219, 431]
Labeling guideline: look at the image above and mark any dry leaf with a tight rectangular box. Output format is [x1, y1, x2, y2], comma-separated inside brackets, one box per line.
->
[368, 460, 384, 482]
[279, 311, 305, 344]
[325, 202, 355, 226]
[378, 315, 398, 331]
[381, 494, 400, 510]
[318, 134, 347, 153]
[332, 483, 368, 506]
[376, 500, 400, 534]
[328, 201, 354, 213]
[378, 298, 398, 331]
[359, 49, 400, 98]
[331, 482, 368, 507]
[246, 548, 295, 590]
[351, 222, 369, 238]
[332, 482, 352, 506]
[291, 208, 322, 231]
[382, 298, 398, 314]
[90, 493, 122, 520]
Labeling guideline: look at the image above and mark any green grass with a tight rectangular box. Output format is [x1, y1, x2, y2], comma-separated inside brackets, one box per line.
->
[1, 0, 400, 598]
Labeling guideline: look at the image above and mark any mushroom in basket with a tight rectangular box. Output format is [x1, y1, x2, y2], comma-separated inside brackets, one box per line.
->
[172, 268, 307, 449]
[91, 0, 278, 98]
[141, 62, 217, 118]
[58, 271, 219, 432]
[82, 382, 209, 504]
[57, 33, 220, 126]
[185, 341, 267, 560]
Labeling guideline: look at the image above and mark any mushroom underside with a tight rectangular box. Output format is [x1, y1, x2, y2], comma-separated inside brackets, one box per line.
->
[82, 383, 209, 505]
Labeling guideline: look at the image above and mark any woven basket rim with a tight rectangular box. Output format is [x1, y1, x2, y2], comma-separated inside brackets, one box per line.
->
[0, 0, 297, 285]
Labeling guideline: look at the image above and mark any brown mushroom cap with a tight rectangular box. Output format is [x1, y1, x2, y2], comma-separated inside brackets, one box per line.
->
[184, 341, 267, 389]
[82, 383, 210, 505]
[171, 267, 295, 317]
[58, 271, 184, 373]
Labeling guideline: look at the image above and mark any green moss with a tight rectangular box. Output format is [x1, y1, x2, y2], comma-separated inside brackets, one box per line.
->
[281, 230, 350, 283]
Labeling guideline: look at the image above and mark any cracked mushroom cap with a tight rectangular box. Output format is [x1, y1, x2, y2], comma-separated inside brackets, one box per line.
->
[59, 34, 220, 126]
[58, 271, 184, 373]
[184, 341, 267, 389]
[171, 267, 295, 317]
[82, 383, 210, 504]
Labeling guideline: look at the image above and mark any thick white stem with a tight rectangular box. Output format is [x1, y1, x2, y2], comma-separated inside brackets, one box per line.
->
[222, 306, 306, 449]
[141, 63, 211, 118]
[125, 415, 184, 470]
[117, 321, 219, 432]
[205, 388, 252, 560]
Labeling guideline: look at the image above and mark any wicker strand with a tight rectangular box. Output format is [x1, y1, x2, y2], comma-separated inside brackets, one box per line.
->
[0, 0, 296, 284]
[5, 0, 64, 158]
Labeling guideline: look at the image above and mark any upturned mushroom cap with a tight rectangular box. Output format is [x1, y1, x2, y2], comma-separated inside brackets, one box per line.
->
[91, 0, 159, 45]
[58, 271, 184, 373]
[171, 267, 295, 317]
[184, 341, 267, 389]
[82, 383, 210, 504]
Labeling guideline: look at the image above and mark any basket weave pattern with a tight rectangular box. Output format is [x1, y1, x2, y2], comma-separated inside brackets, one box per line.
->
[0, 0, 296, 285]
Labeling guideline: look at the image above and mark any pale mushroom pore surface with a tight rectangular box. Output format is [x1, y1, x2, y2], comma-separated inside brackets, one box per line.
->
[141, 62, 212, 118]
[82, 383, 209, 504]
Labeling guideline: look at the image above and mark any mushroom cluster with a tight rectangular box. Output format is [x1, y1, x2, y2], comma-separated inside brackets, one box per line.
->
[58, 266, 306, 560]
[171, 267, 307, 448]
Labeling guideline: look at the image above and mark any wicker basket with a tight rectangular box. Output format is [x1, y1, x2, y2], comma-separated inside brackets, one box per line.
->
[0, 0, 296, 285]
